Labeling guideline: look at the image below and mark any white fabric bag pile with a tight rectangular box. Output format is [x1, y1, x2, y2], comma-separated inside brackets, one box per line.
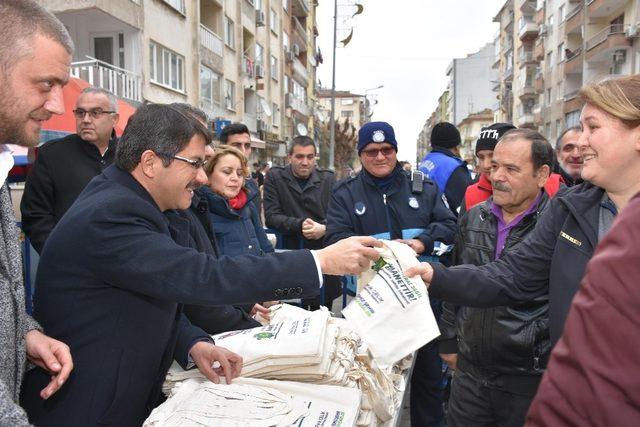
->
[146, 377, 361, 427]
[342, 239, 440, 367]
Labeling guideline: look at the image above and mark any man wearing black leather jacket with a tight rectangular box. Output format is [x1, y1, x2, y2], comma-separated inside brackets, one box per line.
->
[439, 129, 555, 427]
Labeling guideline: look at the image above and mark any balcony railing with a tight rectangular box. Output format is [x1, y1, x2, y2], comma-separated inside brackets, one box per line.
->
[292, 58, 308, 82]
[520, 50, 535, 62]
[566, 2, 582, 21]
[200, 24, 223, 57]
[586, 24, 627, 51]
[70, 57, 141, 102]
[292, 16, 308, 44]
[564, 89, 580, 101]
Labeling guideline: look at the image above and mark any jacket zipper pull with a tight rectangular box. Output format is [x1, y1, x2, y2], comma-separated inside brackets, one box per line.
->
[533, 356, 540, 371]
[383, 194, 387, 205]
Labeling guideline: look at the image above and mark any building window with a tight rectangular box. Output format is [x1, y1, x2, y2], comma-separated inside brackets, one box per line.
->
[545, 122, 551, 139]
[270, 55, 278, 80]
[225, 79, 236, 111]
[256, 43, 264, 67]
[545, 88, 552, 104]
[270, 8, 278, 34]
[565, 110, 580, 128]
[224, 16, 235, 49]
[548, 14, 554, 29]
[340, 98, 354, 106]
[163, 0, 185, 15]
[558, 42, 565, 62]
[559, 5, 565, 22]
[292, 79, 305, 101]
[283, 0, 288, 13]
[546, 50, 554, 67]
[557, 82, 563, 100]
[150, 41, 185, 92]
[200, 65, 221, 109]
[273, 103, 280, 127]
[283, 32, 289, 52]
[284, 75, 290, 93]
[341, 110, 354, 118]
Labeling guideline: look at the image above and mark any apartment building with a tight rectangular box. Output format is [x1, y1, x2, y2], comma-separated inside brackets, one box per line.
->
[446, 43, 498, 125]
[40, 0, 320, 164]
[458, 109, 495, 164]
[317, 89, 367, 130]
[492, 0, 640, 141]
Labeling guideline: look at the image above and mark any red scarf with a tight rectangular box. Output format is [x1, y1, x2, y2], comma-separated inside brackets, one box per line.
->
[228, 189, 248, 210]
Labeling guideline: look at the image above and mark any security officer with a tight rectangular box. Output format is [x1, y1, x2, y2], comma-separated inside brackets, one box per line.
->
[325, 121, 457, 427]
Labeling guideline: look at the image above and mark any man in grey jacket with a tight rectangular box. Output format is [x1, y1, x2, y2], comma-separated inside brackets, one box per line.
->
[0, 1, 75, 424]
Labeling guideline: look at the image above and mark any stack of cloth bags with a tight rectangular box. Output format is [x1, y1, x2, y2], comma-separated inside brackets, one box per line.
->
[157, 305, 404, 426]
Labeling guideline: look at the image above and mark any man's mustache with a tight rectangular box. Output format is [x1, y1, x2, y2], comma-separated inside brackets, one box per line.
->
[492, 182, 511, 192]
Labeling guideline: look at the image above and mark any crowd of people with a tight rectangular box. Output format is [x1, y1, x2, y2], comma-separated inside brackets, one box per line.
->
[1, 1, 640, 426]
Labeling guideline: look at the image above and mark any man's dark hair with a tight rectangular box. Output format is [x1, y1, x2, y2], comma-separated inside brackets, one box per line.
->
[116, 104, 211, 171]
[499, 128, 554, 171]
[219, 123, 249, 143]
[170, 103, 208, 124]
[288, 135, 316, 155]
[0, 0, 74, 75]
[555, 126, 581, 151]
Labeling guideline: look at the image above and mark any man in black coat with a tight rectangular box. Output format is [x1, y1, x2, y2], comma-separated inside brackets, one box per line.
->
[439, 129, 554, 427]
[21, 87, 119, 253]
[264, 136, 340, 308]
[20, 104, 381, 426]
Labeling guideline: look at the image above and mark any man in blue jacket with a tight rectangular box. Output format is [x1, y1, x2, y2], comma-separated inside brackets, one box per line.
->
[419, 122, 472, 215]
[326, 121, 457, 427]
[20, 104, 381, 426]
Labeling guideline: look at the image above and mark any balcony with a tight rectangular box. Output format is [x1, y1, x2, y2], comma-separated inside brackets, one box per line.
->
[200, 25, 223, 57]
[587, 0, 628, 18]
[71, 57, 141, 102]
[241, 0, 256, 30]
[504, 66, 514, 81]
[519, 0, 536, 12]
[48, 0, 142, 31]
[563, 89, 582, 113]
[285, 93, 309, 116]
[564, 48, 583, 74]
[535, 69, 544, 92]
[292, 17, 308, 46]
[518, 108, 536, 127]
[292, 0, 310, 18]
[535, 3, 545, 25]
[585, 25, 631, 62]
[534, 37, 544, 60]
[565, 3, 583, 36]
[519, 18, 539, 41]
[519, 81, 537, 99]
[292, 58, 308, 84]
[519, 50, 538, 67]
[199, 99, 226, 120]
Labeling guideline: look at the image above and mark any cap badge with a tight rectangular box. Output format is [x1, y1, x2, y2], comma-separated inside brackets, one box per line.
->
[372, 130, 385, 143]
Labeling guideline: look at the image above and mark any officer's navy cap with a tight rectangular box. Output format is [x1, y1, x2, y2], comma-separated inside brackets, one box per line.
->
[357, 121, 398, 154]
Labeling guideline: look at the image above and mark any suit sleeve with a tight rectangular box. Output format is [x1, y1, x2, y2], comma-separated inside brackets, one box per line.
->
[324, 185, 357, 246]
[0, 381, 30, 427]
[173, 312, 213, 369]
[429, 196, 562, 307]
[263, 172, 304, 235]
[415, 186, 457, 253]
[20, 151, 56, 253]
[183, 304, 260, 336]
[84, 202, 320, 306]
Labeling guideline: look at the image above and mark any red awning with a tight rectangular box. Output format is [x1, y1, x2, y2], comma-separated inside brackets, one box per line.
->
[41, 77, 137, 137]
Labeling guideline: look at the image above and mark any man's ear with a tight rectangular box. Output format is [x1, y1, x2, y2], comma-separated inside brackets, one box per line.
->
[537, 164, 551, 188]
[140, 150, 159, 178]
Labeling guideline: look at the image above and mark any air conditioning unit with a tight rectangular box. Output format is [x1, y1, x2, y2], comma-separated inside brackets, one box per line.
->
[256, 10, 265, 27]
[538, 24, 547, 35]
[285, 92, 294, 108]
[254, 64, 265, 78]
[612, 49, 626, 62]
[291, 43, 300, 56]
[285, 51, 295, 63]
[257, 119, 267, 131]
[626, 24, 639, 38]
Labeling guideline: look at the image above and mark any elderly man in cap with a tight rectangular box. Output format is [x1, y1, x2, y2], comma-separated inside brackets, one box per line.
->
[419, 122, 472, 215]
[326, 121, 457, 427]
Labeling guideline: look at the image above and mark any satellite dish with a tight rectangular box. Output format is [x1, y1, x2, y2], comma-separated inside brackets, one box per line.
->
[309, 55, 317, 67]
[259, 98, 272, 117]
[296, 123, 308, 136]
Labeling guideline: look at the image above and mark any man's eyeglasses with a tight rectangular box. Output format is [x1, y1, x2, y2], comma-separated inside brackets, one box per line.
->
[361, 147, 395, 158]
[72, 108, 117, 119]
[162, 154, 208, 169]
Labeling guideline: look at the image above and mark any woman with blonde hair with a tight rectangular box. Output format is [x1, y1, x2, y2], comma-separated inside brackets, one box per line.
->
[405, 74, 640, 422]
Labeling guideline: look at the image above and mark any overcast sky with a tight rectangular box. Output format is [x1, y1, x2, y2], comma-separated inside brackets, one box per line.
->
[316, 0, 506, 163]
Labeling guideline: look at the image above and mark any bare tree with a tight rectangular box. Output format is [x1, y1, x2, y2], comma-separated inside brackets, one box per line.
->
[318, 118, 358, 179]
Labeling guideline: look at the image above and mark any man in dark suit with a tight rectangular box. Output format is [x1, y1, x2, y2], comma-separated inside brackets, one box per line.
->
[20, 104, 380, 426]
[264, 135, 340, 309]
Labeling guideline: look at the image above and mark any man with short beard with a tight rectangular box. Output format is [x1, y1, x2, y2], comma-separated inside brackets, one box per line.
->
[21, 87, 119, 253]
[554, 126, 583, 186]
[0, 1, 75, 424]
